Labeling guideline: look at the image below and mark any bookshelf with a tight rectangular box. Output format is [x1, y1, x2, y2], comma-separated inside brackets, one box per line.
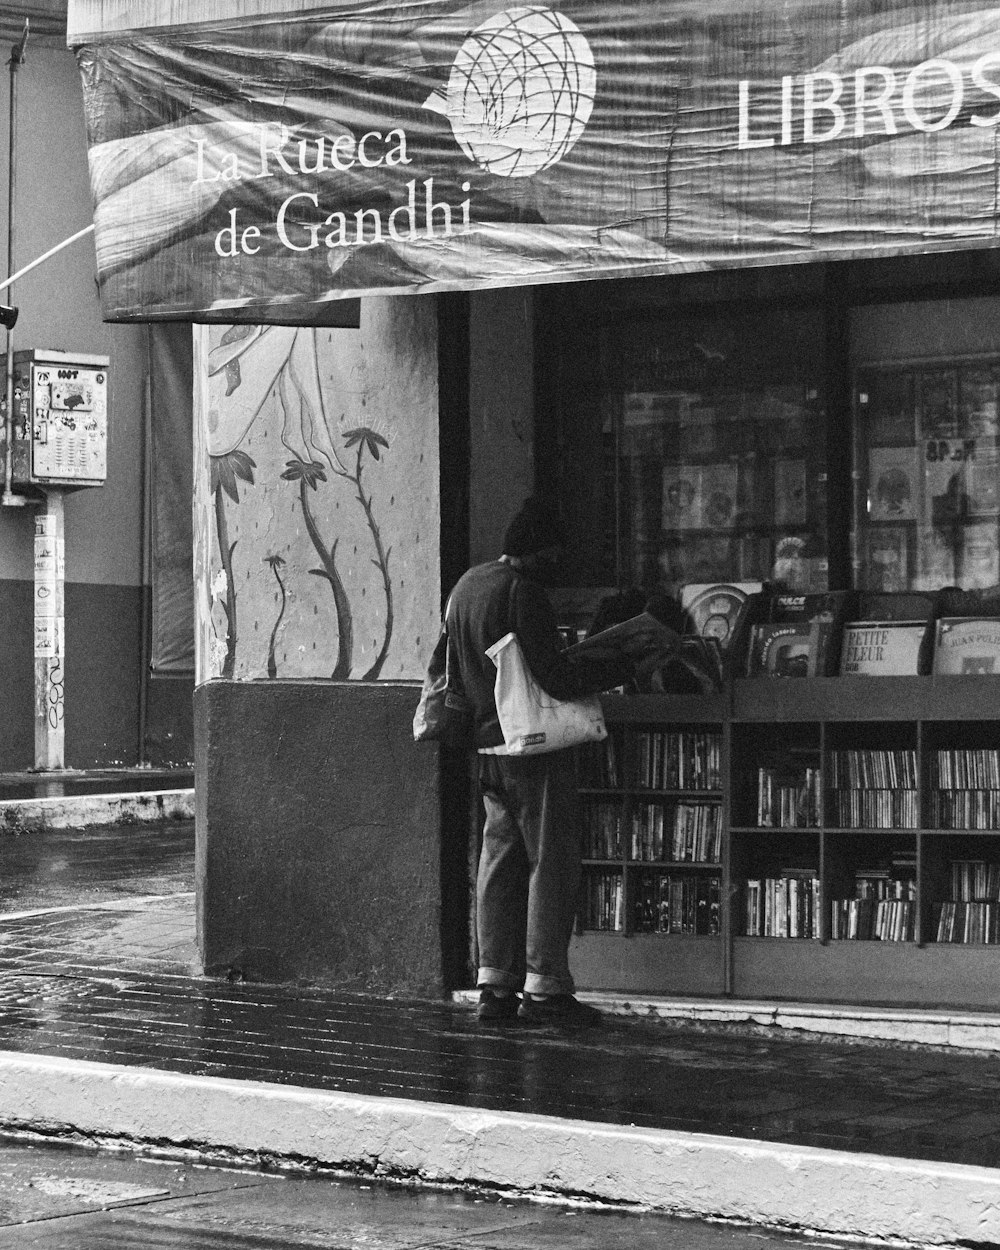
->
[570, 693, 727, 995]
[572, 679, 1000, 1007]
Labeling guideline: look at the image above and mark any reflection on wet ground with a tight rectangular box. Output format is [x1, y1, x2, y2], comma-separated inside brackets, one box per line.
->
[0, 770, 193, 801]
[1, 821, 1000, 1173]
[0, 821, 195, 913]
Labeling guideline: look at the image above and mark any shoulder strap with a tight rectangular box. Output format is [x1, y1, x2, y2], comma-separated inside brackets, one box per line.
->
[506, 569, 521, 635]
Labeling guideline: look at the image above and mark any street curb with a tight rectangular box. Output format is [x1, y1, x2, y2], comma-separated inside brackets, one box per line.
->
[453, 989, 1000, 1053]
[0, 790, 194, 831]
[0, 1051, 995, 1246]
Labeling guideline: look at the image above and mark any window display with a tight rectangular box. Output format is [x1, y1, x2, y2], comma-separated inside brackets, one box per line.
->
[855, 360, 1000, 593]
[550, 306, 829, 595]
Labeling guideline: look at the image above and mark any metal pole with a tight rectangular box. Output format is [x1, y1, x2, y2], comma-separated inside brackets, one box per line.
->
[0, 223, 94, 296]
[3, 21, 28, 508]
[34, 492, 65, 771]
[137, 351, 153, 765]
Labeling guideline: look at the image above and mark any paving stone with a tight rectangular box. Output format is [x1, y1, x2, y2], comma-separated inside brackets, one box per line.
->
[0, 1151, 880, 1250]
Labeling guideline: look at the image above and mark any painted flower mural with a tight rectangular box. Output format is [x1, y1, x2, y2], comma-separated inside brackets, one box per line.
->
[263, 553, 288, 679]
[205, 321, 405, 681]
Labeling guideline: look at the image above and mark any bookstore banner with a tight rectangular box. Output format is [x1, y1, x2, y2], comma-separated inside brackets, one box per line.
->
[73, 0, 1000, 319]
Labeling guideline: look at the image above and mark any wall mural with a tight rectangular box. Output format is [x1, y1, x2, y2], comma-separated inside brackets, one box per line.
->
[193, 298, 440, 684]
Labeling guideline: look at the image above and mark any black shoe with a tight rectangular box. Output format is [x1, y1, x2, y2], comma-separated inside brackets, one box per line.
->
[517, 994, 602, 1028]
[477, 989, 521, 1023]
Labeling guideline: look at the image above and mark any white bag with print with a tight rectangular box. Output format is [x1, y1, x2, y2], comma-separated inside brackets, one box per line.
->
[486, 632, 607, 755]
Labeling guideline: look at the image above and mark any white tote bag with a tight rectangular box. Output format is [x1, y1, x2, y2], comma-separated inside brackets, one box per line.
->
[486, 632, 607, 755]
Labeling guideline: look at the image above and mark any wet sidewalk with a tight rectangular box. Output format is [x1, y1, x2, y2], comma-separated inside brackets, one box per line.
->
[0, 768, 195, 833]
[0, 820, 998, 1244]
[0, 768, 194, 802]
[3, 891, 1000, 1167]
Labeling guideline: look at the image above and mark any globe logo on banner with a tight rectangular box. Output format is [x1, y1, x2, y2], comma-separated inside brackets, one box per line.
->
[435, 6, 596, 178]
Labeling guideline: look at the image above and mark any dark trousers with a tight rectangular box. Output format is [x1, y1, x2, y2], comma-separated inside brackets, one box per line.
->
[475, 750, 581, 996]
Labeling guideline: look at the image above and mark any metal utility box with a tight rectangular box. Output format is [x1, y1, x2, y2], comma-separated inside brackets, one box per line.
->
[1, 349, 109, 488]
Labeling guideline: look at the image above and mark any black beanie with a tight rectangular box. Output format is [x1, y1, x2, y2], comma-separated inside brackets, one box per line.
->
[502, 496, 566, 557]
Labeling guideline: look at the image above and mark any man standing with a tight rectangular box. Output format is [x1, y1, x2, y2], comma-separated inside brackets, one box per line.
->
[446, 497, 635, 1027]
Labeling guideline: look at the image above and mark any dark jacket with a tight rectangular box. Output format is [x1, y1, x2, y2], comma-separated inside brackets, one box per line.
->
[445, 560, 629, 749]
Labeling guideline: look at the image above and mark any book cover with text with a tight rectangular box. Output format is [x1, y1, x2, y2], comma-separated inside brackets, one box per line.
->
[840, 621, 928, 676]
[933, 617, 1000, 676]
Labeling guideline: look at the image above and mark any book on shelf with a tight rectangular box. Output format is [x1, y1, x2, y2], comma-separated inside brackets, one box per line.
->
[830, 748, 918, 789]
[629, 801, 722, 863]
[831, 897, 915, 941]
[831, 857, 916, 939]
[744, 870, 821, 939]
[756, 765, 822, 827]
[932, 790, 1000, 830]
[633, 870, 720, 936]
[582, 800, 624, 859]
[834, 790, 918, 828]
[763, 590, 854, 674]
[580, 869, 624, 932]
[680, 582, 762, 656]
[933, 749, 1000, 826]
[746, 620, 833, 678]
[934, 901, 1000, 944]
[852, 867, 916, 901]
[579, 736, 620, 788]
[950, 859, 1000, 902]
[933, 618, 1000, 676]
[830, 748, 918, 828]
[634, 729, 722, 791]
[839, 620, 931, 676]
[934, 748, 1000, 790]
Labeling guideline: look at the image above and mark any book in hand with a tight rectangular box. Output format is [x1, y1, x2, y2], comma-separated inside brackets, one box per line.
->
[569, 612, 722, 692]
[933, 617, 1000, 676]
[567, 612, 678, 662]
[839, 620, 930, 676]
[747, 620, 833, 678]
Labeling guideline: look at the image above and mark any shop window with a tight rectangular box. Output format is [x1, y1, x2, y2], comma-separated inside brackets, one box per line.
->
[854, 362, 1000, 592]
[546, 305, 828, 596]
